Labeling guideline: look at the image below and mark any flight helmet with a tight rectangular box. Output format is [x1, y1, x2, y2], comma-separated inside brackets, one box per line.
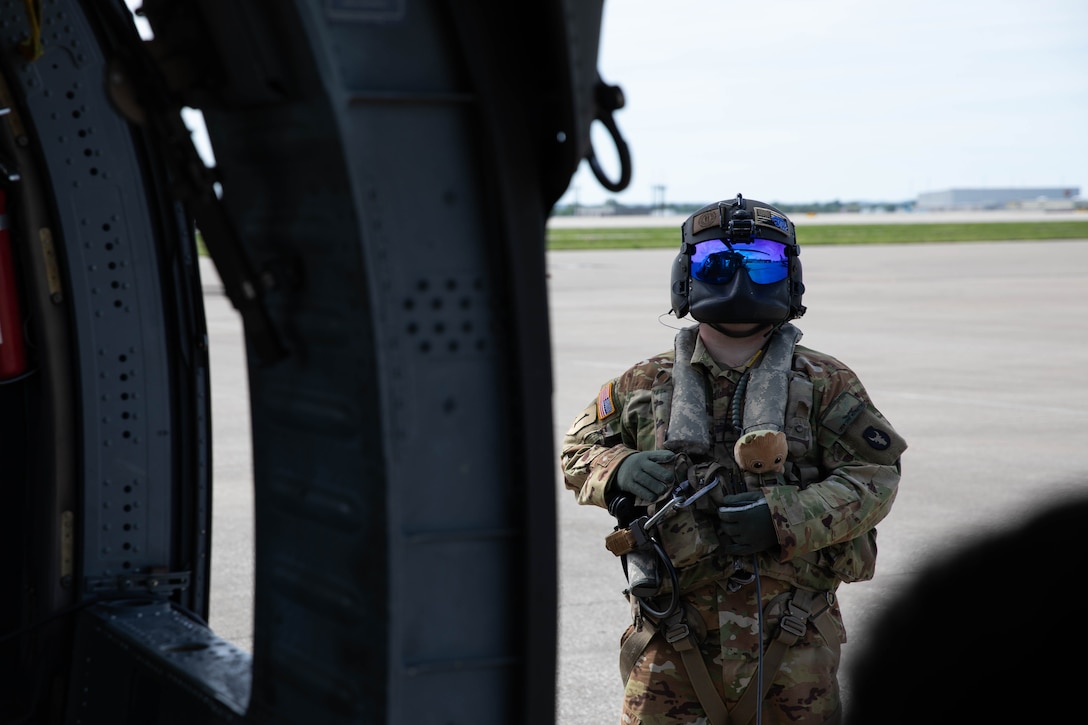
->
[670, 193, 805, 324]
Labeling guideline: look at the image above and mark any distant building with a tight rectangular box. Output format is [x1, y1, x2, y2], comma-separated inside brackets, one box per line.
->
[572, 204, 617, 216]
[916, 187, 1080, 211]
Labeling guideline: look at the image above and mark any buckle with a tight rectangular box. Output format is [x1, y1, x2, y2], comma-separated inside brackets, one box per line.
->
[780, 614, 806, 638]
[664, 623, 690, 644]
[780, 603, 810, 639]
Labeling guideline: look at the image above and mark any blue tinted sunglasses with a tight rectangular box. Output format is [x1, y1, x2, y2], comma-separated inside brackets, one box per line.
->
[690, 238, 789, 285]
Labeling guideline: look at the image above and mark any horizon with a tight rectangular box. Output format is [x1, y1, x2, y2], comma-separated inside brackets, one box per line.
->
[554, 186, 1084, 211]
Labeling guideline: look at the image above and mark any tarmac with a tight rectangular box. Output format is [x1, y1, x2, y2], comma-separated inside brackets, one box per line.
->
[200, 235, 1088, 722]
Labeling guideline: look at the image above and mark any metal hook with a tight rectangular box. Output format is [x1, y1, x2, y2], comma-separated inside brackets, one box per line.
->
[586, 77, 632, 192]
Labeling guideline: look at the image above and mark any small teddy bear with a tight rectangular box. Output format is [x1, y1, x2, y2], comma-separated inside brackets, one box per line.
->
[733, 429, 787, 477]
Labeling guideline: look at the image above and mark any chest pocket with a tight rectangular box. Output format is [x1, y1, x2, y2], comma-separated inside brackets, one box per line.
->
[650, 461, 724, 569]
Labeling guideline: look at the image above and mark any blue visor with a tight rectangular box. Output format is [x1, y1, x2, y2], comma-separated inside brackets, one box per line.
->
[690, 238, 789, 285]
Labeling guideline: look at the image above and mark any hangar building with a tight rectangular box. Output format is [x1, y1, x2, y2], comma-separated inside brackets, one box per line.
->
[916, 187, 1081, 211]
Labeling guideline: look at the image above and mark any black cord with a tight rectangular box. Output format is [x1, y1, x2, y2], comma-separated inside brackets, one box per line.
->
[731, 367, 751, 431]
[636, 540, 681, 619]
[753, 555, 764, 725]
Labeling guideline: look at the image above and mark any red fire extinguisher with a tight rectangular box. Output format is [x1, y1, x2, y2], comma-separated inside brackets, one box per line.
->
[0, 187, 27, 380]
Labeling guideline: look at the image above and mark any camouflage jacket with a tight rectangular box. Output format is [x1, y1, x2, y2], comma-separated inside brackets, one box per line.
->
[561, 326, 906, 594]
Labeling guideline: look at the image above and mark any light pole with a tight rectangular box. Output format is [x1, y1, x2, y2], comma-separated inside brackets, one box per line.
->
[652, 184, 666, 215]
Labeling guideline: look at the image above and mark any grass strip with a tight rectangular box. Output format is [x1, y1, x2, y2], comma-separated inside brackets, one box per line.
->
[546, 221, 1088, 250]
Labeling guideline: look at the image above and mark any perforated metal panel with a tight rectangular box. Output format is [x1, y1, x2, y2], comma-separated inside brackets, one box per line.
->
[0, 0, 179, 590]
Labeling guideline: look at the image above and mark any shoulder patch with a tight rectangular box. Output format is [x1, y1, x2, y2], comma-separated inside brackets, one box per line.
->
[834, 406, 907, 465]
[597, 381, 617, 420]
[862, 425, 891, 451]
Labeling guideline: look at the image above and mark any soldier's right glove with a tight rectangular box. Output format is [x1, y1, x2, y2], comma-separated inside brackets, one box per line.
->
[613, 450, 676, 503]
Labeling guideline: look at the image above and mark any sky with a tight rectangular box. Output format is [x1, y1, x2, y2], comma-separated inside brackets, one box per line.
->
[559, 0, 1088, 208]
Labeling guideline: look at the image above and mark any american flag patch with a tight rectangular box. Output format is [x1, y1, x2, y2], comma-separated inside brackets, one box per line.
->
[597, 381, 616, 420]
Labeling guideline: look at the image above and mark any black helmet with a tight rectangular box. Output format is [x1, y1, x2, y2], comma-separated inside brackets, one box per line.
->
[670, 193, 805, 324]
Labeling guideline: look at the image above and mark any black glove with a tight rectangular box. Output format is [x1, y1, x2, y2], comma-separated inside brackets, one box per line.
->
[613, 450, 676, 502]
[718, 491, 777, 555]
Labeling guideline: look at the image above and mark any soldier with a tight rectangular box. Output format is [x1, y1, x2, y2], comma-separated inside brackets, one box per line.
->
[561, 194, 907, 725]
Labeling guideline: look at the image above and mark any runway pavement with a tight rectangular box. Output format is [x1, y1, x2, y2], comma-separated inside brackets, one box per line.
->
[200, 238, 1088, 722]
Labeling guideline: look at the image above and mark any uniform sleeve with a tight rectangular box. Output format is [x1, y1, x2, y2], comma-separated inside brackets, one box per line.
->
[560, 367, 661, 509]
[763, 362, 907, 569]
[559, 395, 634, 508]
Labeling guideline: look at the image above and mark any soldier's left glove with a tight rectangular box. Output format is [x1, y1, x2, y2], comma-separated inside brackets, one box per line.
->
[718, 491, 777, 555]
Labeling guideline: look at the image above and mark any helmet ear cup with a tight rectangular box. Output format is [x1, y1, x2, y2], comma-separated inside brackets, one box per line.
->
[788, 246, 806, 320]
[670, 252, 690, 318]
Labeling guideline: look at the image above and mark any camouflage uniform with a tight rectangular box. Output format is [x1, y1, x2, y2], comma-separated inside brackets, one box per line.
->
[561, 326, 905, 725]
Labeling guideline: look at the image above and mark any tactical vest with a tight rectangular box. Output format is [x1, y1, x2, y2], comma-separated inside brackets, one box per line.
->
[647, 323, 816, 572]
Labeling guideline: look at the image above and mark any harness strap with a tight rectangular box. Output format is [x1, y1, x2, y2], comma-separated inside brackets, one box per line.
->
[730, 587, 839, 725]
[619, 601, 730, 725]
[669, 626, 730, 725]
[618, 623, 652, 687]
[620, 587, 837, 725]
[619, 595, 653, 686]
